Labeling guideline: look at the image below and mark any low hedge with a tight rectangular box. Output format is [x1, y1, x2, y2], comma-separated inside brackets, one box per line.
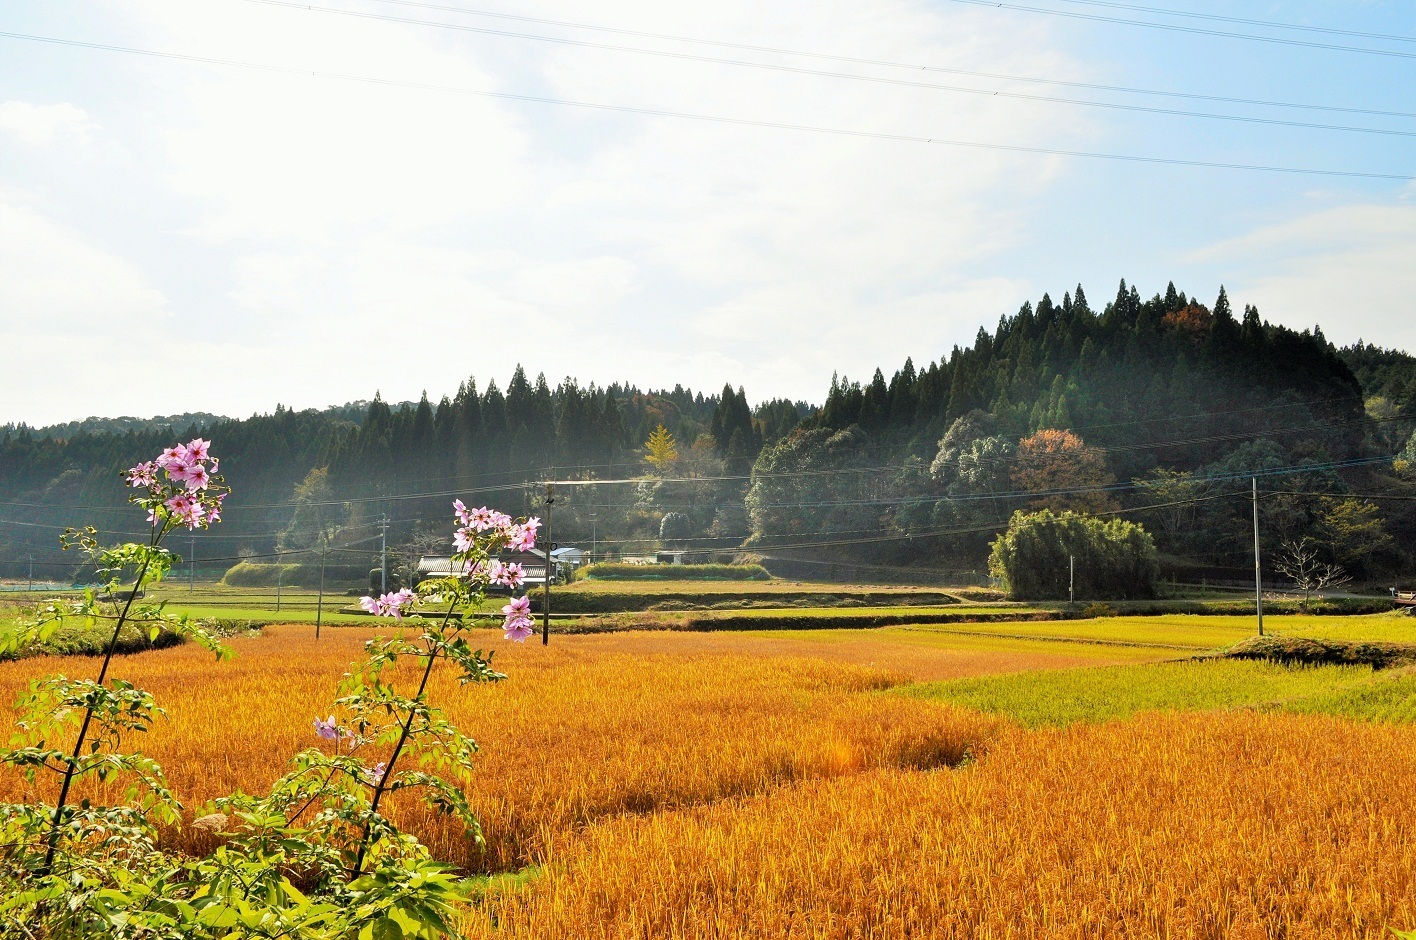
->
[577, 563, 771, 581]
[1224, 635, 1416, 669]
[534, 590, 959, 614]
[222, 560, 369, 588]
[0, 623, 184, 660]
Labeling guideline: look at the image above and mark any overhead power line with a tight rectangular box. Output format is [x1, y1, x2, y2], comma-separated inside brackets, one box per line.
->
[1, 30, 1409, 181]
[942, 0, 1416, 59]
[241, 0, 1416, 138]
[1004, 0, 1416, 44]
[357, 0, 1416, 120]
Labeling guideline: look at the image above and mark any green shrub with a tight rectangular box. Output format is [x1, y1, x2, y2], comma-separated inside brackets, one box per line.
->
[989, 509, 1159, 601]
[577, 562, 771, 581]
[222, 560, 369, 587]
[220, 561, 297, 587]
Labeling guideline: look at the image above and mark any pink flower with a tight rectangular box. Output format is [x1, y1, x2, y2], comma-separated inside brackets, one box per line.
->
[165, 457, 194, 485]
[501, 595, 535, 640]
[313, 715, 339, 740]
[453, 527, 474, 553]
[186, 438, 211, 461]
[462, 558, 486, 579]
[466, 506, 503, 532]
[504, 617, 535, 642]
[506, 522, 537, 552]
[361, 761, 388, 786]
[453, 499, 473, 526]
[126, 461, 157, 488]
[207, 493, 225, 524]
[155, 445, 187, 469]
[183, 463, 210, 492]
[360, 588, 418, 619]
[164, 493, 206, 529]
[489, 561, 525, 589]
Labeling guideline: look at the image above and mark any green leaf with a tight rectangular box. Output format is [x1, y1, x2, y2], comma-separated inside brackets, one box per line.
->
[369, 916, 404, 940]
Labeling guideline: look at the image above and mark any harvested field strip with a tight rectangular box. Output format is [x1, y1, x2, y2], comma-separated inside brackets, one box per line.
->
[462, 712, 1416, 940]
[905, 658, 1386, 727]
[0, 626, 1016, 872]
[909, 613, 1416, 651]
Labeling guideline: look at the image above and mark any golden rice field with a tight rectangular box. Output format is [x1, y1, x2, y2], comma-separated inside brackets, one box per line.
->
[464, 713, 1416, 939]
[2, 620, 1415, 937]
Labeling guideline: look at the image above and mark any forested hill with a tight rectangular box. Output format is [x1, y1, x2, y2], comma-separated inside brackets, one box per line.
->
[815, 281, 1376, 476]
[2, 280, 1414, 583]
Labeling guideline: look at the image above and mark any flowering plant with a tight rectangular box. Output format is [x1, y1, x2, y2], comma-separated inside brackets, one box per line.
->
[0, 439, 232, 883]
[175, 500, 539, 928]
[0, 454, 507, 940]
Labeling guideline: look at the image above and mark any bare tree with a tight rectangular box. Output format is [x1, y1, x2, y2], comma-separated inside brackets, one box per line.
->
[1273, 538, 1352, 610]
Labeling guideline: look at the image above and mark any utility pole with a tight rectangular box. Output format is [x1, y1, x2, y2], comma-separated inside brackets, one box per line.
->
[1069, 554, 1075, 606]
[542, 483, 554, 646]
[316, 542, 327, 640]
[590, 509, 597, 565]
[189, 531, 196, 592]
[379, 515, 388, 594]
[1252, 477, 1264, 637]
[27, 554, 33, 594]
[275, 550, 283, 612]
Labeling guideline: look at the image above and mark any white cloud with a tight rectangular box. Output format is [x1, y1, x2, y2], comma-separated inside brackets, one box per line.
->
[0, 195, 168, 334]
[0, 101, 96, 146]
[0, 195, 177, 423]
[4, 0, 1095, 422]
[1187, 203, 1416, 351]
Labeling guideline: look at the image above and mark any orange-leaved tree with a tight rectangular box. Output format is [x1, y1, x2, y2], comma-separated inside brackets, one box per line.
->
[1010, 429, 1116, 514]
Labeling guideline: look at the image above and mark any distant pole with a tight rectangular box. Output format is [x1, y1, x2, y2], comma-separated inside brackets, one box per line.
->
[1252, 477, 1264, 637]
[316, 544, 327, 640]
[189, 532, 196, 592]
[379, 515, 388, 594]
[1069, 554, 1075, 606]
[276, 551, 283, 612]
[590, 509, 597, 565]
[542, 483, 554, 646]
[27, 555, 33, 593]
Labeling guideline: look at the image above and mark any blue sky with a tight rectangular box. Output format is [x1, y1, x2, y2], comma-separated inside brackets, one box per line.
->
[1, 0, 1412, 425]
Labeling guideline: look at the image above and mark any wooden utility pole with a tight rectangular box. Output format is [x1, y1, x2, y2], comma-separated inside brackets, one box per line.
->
[275, 550, 283, 612]
[379, 515, 388, 594]
[1069, 554, 1075, 606]
[1252, 477, 1264, 637]
[542, 483, 554, 646]
[189, 531, 196, 592]
[316, 542, 327, 640]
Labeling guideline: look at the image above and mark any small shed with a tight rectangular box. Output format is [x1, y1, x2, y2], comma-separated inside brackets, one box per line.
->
[550, 547, 584, 566]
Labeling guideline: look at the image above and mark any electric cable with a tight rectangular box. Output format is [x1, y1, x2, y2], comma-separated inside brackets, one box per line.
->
[240, 0, 1416, 139]
[355, 0, 1416, 119]
[1, 29, 1409, 181]
[941, 0, 1416, 59]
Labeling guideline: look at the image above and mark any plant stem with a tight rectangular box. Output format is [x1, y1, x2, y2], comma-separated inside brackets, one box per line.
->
[40, 553, 156, 875]
[352, 603, 455, 874]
